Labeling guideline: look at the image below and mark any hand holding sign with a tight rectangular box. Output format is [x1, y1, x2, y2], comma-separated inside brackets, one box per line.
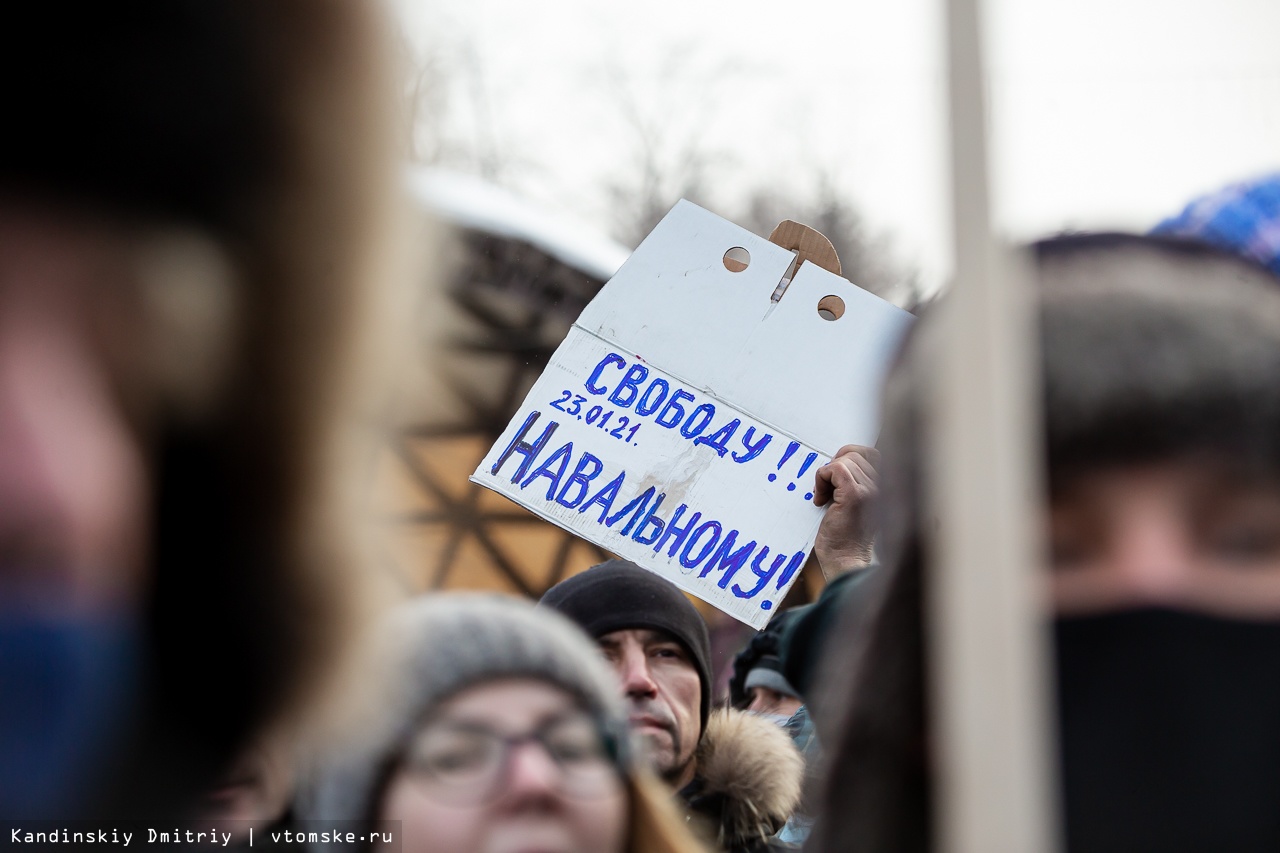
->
[813, 445, 880, 580]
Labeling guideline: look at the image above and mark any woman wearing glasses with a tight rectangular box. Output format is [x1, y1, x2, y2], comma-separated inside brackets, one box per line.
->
[301, 594, 707, 853]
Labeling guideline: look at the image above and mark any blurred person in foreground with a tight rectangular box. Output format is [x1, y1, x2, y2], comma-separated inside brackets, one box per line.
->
[298, 594, 709, 853]
[809, 233, 1280, 853]
[0, 1, 408, 818]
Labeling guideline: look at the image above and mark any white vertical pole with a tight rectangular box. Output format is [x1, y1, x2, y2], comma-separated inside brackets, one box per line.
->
[927, 0, 1058, 852]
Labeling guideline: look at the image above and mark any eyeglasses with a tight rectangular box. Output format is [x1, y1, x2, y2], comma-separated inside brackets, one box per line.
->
[401, 712, 622, 803]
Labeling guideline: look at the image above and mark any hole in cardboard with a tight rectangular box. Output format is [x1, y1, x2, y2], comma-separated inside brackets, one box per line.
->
[817, 295, 845, 321]
[723, 247, 750, 272]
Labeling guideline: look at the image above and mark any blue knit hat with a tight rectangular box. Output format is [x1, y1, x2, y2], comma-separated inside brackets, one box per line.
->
[1153, 173, 1280, 279]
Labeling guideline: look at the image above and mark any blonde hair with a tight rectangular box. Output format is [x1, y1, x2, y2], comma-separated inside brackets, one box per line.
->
[627, 771, 713, 853]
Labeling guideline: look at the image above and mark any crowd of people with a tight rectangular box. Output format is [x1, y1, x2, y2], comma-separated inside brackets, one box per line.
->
[5, 4, 1280, 853]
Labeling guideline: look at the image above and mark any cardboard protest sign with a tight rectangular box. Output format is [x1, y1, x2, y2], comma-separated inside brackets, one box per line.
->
[472, 200, 914, 627]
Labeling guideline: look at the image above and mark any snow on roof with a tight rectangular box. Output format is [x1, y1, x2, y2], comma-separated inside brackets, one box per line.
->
[406, 167, 630, 282]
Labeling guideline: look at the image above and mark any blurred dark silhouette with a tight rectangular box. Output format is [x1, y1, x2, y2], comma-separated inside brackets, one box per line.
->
[809, 234, 1280, 853]
[0, 1, 405, 820]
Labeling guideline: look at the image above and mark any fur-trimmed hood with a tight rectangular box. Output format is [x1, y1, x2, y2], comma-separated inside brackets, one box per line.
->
[682, 708, 804, 852]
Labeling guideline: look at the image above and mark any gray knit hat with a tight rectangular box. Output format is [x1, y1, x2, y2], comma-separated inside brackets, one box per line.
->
[298, 593, 630, 826]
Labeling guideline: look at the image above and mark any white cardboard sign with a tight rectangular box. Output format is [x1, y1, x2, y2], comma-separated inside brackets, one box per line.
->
[471, 200, 915, 627]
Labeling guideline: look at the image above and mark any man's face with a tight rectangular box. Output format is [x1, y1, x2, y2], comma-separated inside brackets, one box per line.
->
[597, 628, 701, 788]
[1049, 456, 1280, 618]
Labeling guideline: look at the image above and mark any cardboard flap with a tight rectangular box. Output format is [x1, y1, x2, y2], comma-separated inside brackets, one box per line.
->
[576, 200, 794, 385]
[728, 260, 916, 451]
[578, 199, 914, 452]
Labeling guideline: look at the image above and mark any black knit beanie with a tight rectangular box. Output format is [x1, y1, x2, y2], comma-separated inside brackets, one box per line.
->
[729, 606, 802, 708]
[541, 560, 712, 733]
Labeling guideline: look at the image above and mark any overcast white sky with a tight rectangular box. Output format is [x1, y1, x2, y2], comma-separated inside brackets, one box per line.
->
[391, 0, 1280, 289]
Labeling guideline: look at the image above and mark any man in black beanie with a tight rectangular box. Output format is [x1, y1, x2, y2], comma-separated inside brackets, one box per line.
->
[541, 560, 712, 785]
[542, 560, 805, 853]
